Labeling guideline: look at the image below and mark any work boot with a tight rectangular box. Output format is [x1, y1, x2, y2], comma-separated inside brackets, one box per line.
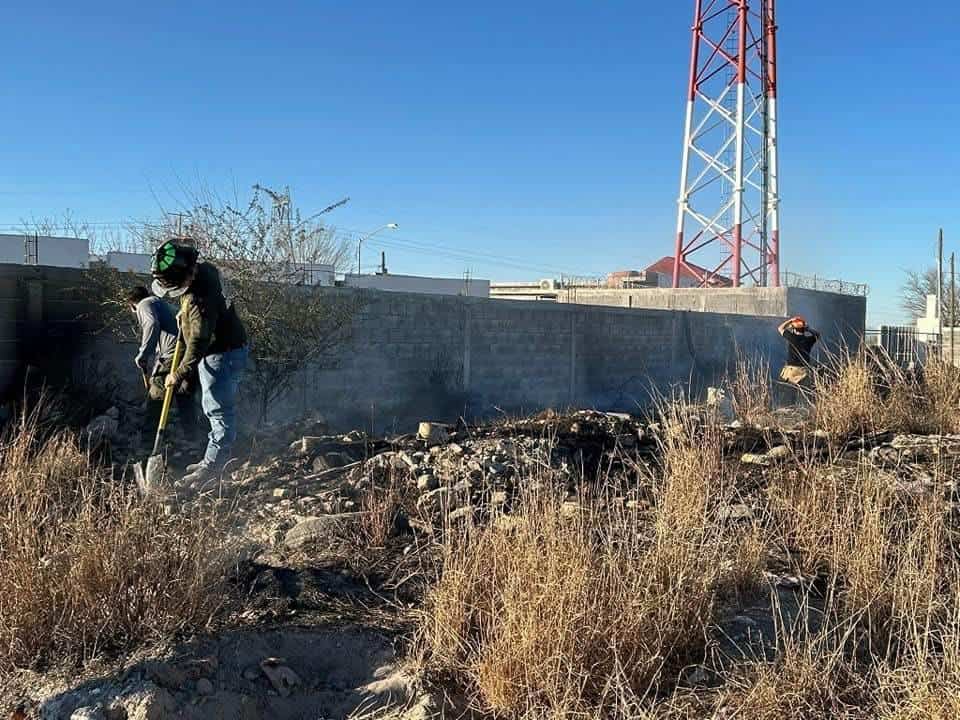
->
[180, 463, 216, 490]
[184, 462, 205, 475]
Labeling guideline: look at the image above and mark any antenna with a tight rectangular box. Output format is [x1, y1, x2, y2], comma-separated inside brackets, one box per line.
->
[671, 0, 781, 288]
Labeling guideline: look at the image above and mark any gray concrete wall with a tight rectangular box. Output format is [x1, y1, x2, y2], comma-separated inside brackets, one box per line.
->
[0, 264, 130, 409]
[783, 287, 865, 356]
[2, 265, 802, 433]
[557, 286, 865, 362]
[282, 290, 789, 431]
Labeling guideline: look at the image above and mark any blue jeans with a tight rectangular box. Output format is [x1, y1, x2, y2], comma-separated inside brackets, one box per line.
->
[198, 346, 248, 468]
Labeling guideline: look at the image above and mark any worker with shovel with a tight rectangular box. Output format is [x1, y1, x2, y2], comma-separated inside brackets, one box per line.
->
[150, 241, 248, 487]
[125, 285, 199, 446]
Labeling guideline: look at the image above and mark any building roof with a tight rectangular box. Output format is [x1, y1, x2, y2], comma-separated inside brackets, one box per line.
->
[644, 256, 733, 288]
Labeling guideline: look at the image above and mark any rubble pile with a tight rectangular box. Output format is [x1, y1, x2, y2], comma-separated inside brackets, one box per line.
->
[228, 411, 664, 546]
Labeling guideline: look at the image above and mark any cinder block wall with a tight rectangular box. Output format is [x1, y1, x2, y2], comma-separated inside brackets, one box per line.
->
[2, 265, 811, 432]
[288, 290, 790, 431]
[559, 286, 865, 361]
[0, 264, 129, 407]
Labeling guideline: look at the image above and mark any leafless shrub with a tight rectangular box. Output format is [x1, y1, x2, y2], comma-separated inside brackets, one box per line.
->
[134, 184, 362, 421]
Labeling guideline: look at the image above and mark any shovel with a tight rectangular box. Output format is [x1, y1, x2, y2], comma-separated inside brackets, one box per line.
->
[134, 331, 184, 496]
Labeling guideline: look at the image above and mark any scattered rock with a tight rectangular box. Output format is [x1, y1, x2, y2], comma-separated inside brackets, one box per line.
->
[417, 487, 454, 516]
[719, 504, 753, 521]
[71, 708, 106, 720]
[87, 407, 120, 441]
[121, 687, 177, 720]
[417, 474, 439, 491]
[259, 658, 302, 698]
[142, 661, 186, 691]
[195, 677, 214, 696]
[284, 514, 360, 549]
[418, 422, 449, 446]
[766, 445, 791, 461]
[741, 452, 771, 466]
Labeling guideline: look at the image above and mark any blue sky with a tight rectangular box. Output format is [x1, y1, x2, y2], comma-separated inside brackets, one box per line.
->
[1, 1, 958, 326]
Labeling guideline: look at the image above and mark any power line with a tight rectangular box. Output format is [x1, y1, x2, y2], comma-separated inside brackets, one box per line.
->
[0, 216, 607, 279]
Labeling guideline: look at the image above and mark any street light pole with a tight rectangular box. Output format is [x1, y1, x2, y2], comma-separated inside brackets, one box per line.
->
[356, 223, 399, 275]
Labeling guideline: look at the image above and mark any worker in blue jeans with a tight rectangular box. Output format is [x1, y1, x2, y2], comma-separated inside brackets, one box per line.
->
[150, 240, 249, 485]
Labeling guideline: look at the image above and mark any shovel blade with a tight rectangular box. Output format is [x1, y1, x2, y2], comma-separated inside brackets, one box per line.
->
[135, 453, 167, 497]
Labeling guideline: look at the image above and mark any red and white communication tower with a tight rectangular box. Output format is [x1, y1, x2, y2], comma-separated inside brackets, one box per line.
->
[671, 0, 780, 288]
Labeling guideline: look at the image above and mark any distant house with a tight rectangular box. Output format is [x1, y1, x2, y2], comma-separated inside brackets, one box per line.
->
[643, 256, 733, 288]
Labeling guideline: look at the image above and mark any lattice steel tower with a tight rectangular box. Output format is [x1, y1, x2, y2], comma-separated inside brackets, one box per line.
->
[671, 0, 780, 288]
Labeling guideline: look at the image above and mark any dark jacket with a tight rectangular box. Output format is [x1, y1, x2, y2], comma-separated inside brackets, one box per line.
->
[171, 262, 247, 384]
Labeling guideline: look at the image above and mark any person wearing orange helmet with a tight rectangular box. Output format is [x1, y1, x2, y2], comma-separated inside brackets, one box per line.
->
[777, 316, 820, 385]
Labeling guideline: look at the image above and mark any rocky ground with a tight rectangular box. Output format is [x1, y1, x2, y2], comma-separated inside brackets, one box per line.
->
[6, 401, 960, 719]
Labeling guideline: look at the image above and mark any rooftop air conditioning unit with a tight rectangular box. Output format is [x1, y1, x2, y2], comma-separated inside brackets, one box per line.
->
[539, 278, 559, 291]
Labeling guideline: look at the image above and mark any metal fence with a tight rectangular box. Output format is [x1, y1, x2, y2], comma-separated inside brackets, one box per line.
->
[864, 326, 939, 366]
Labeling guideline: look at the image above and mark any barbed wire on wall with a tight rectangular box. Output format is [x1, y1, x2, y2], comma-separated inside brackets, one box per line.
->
[781, 271, 869, 297]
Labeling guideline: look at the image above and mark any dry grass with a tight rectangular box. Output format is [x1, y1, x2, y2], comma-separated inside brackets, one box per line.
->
[416, 407, 742, 717]
[359, 468, 407, 549]
[814, 354, 879, 437]
[815, 351, 960, 437]
[730, 355, 774, 427]
[415, 360, 960, 718]
[0, 410, 232, 672]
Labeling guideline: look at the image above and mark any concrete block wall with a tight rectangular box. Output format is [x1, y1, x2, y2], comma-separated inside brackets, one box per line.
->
[289, 290, 789, 431]
[560, 286, 865, 362]
[2, 265, 826, 433]
[0, 264, 128, 406]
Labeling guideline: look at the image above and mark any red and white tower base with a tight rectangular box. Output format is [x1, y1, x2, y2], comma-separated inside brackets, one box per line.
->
[671, 0, 781, 288]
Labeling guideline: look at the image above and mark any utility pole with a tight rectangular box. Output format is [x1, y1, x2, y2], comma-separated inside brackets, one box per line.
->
[938, 230, 944, 359]
[949, 251, 956, 365]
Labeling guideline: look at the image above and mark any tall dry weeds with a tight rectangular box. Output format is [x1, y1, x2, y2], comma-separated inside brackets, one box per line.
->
[416, 367, 960, 717]
[815, 350, 960, 437]
[0, 411, 232, 671]
[730, 355, 774, 427]
[417, 404, 737, 717]
[814, 354, 879, 437]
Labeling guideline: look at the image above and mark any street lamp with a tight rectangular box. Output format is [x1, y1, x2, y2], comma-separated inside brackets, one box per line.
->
[357, 223, 399, 275]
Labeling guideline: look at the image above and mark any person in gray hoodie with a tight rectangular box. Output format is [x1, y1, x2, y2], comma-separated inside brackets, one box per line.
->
[125, 285, 199, 442]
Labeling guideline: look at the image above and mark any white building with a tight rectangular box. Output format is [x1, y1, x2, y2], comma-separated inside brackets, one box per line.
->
[97, 252, 336, 287]
[104, 251, 152, 274]
[343, 273, 490, 298]
[0, 234, 89, 268]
